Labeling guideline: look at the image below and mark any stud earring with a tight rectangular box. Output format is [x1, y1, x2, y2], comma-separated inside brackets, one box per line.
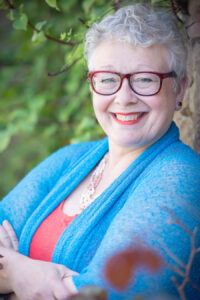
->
[178, 102, 182, 107]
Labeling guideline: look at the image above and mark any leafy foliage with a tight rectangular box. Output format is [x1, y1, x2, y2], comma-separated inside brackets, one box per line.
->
[0, 0, 110, 197]
[0, 0, 172, 198]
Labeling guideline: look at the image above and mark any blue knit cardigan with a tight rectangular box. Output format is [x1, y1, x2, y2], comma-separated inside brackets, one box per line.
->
[0, 122, 200, 300]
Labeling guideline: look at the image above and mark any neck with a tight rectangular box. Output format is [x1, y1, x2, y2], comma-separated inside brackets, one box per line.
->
[107, 140, 149, 175]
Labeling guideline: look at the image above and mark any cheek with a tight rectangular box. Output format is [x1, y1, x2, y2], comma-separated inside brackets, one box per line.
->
[92, 94, 112, 114]
[92, 96, 102, 116]
[149, 94, 175, 114]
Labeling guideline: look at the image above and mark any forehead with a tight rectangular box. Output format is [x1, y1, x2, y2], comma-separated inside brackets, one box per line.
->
[89, 41, 169, 73]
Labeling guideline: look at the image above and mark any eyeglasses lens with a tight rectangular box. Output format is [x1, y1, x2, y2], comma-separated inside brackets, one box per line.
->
[92, 73, 120, 95]
[92, 72, 161, 96]
[130, 73, 160, 96]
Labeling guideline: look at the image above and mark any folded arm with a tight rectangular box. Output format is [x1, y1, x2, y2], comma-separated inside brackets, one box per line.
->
[0, 222, 78, 300]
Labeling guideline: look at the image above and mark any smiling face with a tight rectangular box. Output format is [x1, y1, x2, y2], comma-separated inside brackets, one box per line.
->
[89, 41, 185, 151]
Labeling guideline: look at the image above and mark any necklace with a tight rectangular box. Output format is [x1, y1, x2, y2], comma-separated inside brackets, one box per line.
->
[80, 153, 108, 211]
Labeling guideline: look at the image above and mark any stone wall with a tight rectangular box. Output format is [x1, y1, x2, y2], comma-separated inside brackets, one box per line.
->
[174, 0, 200, 155]
[174, 42, 199, 152]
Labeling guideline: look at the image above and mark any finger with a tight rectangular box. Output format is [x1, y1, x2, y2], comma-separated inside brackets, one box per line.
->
[62, 270, 79, 278]
[53, 282, 73, 300]
[60, 267, 79, 278]
[0, 224, 13, 248]
[62, 277, 78, 295]
[2, 220, 19, 251]
[57, 265, 79, 281]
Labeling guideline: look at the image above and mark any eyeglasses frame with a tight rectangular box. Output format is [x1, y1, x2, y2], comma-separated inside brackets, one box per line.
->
[88, 70, 177, 96]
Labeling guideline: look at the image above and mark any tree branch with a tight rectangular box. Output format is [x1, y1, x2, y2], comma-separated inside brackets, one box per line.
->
[47, 57, 81, 76]
[164, 262, 185, 277]
[157, 235, 186, 270]
[171, 276, 186, 300]
[161, 207, 200, 299]
[5, 0, 15, 9]
[162, 206, 193, 236]
[78, 18, 89, 29]
[4, 0, 80, 46]
[111, 0, 121, 12]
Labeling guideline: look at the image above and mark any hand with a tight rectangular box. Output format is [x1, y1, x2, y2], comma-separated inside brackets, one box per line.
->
[0, 221, 18, 251]
[6, 277, 79, 300]
[5, 248, 78, 300]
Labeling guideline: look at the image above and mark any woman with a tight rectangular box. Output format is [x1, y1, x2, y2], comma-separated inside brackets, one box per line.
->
[0, 3, 200, 300]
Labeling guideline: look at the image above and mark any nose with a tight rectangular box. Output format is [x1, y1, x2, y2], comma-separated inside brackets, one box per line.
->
[114, 78, 139, 106]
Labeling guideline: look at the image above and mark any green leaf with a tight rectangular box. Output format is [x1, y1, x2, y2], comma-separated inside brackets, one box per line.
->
[0, 131, 11, 153]
[35, 20, 47, 31]
[45, 0, 60, 11]
[0, 0, 110, 198]
[13, 13, 28, 31]
[19, 4, 24, 13]
[67, 28, 72, 36]
[7, 9, 20, 21]
[7, 11, 14, 21]
[9, 109, 28, 122]
[82, 0, 96, 13]
[43, 125, 57, 137]
[32, 31, 46, 44]
[65, 28, 72, 41]
[0, 0, 6, 8]
[60, 32, 66, 40]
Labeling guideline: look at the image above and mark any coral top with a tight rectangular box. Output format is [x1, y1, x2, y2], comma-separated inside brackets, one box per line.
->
[29, 200, 78, 261]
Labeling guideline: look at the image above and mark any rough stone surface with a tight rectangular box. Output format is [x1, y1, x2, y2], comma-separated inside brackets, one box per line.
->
[174, 0, 200, 155]
[174, 41, 200, 155]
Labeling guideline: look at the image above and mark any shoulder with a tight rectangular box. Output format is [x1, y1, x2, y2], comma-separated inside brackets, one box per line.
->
[121, 140, 200, 218]
[146, 141, 200, 191]
[45, 139, 104, 160]
[162, 140, 200, 164]
[35, 138, 106, 172]
[131, 140, 200, 218]
[147, 140, 200, 179]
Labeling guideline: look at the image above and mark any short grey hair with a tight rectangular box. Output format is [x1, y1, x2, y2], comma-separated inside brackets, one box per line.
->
[84, 3, 187, 87]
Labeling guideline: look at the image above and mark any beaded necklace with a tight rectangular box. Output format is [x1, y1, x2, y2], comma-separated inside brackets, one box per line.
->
[80, 153, 108, 211]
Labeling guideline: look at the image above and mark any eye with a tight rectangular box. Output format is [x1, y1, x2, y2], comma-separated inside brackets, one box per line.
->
[101, 77, 117, 84]
[134, 76, 153, 83]
[132, 73, 159, 84]
[140, 77, 153, 83]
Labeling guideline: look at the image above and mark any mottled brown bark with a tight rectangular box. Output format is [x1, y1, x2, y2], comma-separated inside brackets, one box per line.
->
[173, 0, 200, 155]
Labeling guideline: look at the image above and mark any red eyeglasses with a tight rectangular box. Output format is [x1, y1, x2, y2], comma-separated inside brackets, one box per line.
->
[88, 71, 177, 96]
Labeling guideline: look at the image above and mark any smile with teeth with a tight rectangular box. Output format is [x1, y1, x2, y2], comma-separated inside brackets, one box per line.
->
[114, 112, 144, 121]
[111, 112, 146, 125]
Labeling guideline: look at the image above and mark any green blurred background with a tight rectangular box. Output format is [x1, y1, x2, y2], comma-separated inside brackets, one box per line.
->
[0, 0, 171, 198]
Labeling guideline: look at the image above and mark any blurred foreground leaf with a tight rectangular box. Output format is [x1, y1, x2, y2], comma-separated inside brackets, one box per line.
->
[105, 247, 163, 290]
[13, 13, 28, 30]
[45, 0, 60, 11]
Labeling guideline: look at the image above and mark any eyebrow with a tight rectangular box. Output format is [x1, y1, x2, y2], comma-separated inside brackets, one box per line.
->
[97, 65, 115, 70]
[136, 64, 155, 69]
[95, 64, 155, 71]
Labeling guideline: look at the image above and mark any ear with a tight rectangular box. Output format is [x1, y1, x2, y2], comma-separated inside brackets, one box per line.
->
[175, 76, 188, 111]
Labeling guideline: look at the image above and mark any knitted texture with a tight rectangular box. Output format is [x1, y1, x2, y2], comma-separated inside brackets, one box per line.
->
[0, 122, 200, 299]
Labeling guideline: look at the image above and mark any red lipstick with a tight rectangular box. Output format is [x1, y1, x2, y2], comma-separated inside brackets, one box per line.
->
[111, 112, 146, 125]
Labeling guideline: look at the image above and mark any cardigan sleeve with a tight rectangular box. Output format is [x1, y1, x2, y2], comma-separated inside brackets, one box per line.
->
[0, 142, 90, 239]
[72, 147, 200, 300]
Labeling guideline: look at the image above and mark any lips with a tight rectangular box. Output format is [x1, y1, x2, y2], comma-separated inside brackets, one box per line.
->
[111, 112, 147, 125]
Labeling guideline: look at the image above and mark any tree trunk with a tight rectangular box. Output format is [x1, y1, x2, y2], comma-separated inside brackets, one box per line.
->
[173, 0, 200, 155]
